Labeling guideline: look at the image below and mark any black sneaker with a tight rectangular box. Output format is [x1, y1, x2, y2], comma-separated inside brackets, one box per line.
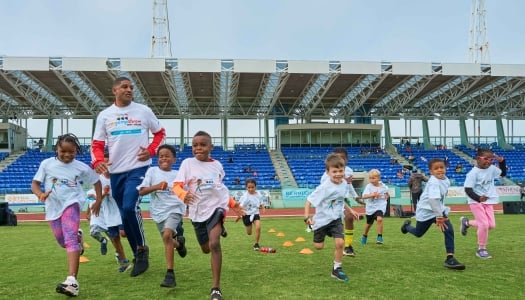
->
[343, 246, 355, 257]
[160, 272, 176, 288]
[78, 229, 84, 255]
[253, 243, 260, 251]
[331, 267, 349, 282]
[444, 256, 466, 270]
[221, 226, 228, 238]
[130, 246, 149, 277]
[176, 236, 187, 258]
[460, 217, 469, 236]
[210, 287, 223, 300]
[100, 237, 108, 255]
[401, 220, 411, 234]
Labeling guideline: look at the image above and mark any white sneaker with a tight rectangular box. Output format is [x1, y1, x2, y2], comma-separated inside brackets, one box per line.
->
[56, 276, 79, 297]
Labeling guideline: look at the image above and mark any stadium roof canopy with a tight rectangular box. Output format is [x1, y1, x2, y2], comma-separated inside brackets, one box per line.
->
[1, 56, 525, 121]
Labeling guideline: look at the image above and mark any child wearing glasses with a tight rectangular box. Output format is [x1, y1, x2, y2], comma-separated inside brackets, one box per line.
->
[460, 148, 506, 259]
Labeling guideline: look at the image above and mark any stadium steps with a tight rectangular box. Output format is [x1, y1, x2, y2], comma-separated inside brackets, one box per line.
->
[451, 147, 476, 165]
[269, 149, 297, 189]
[0, 150, 26, 172]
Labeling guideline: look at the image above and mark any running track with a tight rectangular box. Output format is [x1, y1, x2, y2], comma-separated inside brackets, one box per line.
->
[14, 204, 501, 222]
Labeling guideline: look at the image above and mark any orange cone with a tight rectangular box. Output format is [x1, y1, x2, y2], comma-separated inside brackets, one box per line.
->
[276, 232, 285, 237]
[282, 241, 294, 247]
[299, 248, 314, 254]
[268, 228, 276, 233]
[79, 256, 90, 263]
[295, 237, 306, 242]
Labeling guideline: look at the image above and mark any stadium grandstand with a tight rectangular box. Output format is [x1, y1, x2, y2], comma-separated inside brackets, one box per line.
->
[1, 57, 524, 211]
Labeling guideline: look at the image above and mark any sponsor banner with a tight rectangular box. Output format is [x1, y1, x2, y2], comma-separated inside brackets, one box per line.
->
[447, 185, 520, 197]
[5, 194, 39, 204]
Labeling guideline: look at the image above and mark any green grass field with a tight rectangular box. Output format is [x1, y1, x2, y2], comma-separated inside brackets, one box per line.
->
[1, 213, 524, 299]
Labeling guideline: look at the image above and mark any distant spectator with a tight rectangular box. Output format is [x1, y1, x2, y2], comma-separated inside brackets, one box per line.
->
[455, 163, 463, 174]
[228, 156, 234, 163]
[273, 174, 279, 181]
[408, 154, 415, 164]
[234, 176, 241, 185]
[253, 171, 258, 177]
[396, 169, 404, 179]
[244, 165, 253, 173]
[408, 170, 428, 212]
[38, 138, 44, 150]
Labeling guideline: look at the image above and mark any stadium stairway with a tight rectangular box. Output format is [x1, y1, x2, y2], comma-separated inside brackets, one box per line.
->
[0, 150, 25, 172]
[269, 149, 297, 189]
[451, 147, 476, 166]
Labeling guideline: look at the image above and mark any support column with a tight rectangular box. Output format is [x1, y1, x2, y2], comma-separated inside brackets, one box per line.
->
[383, 119, 392, 149]
[459, 117, 470, 147]
[180, 116, 185, 149]
[222, 117, 228, 150]
[421, 118, 433, 149]
[495, 117, 511, 149]
[45, 118, 54, 152]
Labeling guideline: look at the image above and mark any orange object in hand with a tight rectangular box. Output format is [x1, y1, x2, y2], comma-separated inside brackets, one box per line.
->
[103, 185, 110, 194]
[160, 181, 167, 190]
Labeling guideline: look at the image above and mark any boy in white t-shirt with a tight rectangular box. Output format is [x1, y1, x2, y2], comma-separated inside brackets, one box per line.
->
[401, 158, 465, 270]
[304, 154, 359, 282]
[138, 144, 187, 288]
[360, 169, 389, 245]
[172, 131, 245, 300]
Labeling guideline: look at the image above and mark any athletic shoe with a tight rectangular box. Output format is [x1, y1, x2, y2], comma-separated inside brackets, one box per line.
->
[253, 243, 260, 251]
[331, 267, 349, 282]
[78, 229, 84, 255]
[444, 257, 466, 270]
[176, 236, 187, 258]
[130, 246, 149, 277]
[100, 237, 108, 255]
[360, 236, 367, 245]
[460, 217, 469, 236]
[476, 248, 492, 259]
[343, 246, 355, 257]
[56, 276, 79, 297]
[221, 226, 228, 238]
[210, 287, 223, 300]
[117, 259, 131, 273]
[115, 253, 120, 264]
[160, 272, 176, 288]
[376, 236, 384, 244]
[401, 219, 411, 234]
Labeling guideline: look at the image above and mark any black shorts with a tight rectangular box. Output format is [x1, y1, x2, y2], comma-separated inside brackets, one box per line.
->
[313, 219, 344, 243]
[242, 214, 261, 227]
[192, 208, 225, 245]
[366, 210, 384, 225]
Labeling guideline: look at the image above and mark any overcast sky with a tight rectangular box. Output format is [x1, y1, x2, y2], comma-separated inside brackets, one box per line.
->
[2, 0, 524, 141]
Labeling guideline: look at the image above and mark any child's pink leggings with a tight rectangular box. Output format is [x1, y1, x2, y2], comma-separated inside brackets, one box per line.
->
[468, 202, 496, 249]
[49, 203, 81, 253]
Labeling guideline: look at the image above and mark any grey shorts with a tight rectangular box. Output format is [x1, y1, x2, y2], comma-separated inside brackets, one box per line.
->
[155, 213, 184, 236]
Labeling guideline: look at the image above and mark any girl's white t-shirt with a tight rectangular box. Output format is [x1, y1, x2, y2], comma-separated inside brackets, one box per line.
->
[86, 175, 121, 229]
[464, 165, 501, 204]
[238, 191, 265, 215]
[33, 157, 100, 221]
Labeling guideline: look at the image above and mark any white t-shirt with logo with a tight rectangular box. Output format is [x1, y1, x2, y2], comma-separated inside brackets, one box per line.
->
[33, 157, 100, 221]
[362, 182, 389, 215]
[138, 166, 186, 223]
[175, 157, 230, 222]
[238, 191, 265, 216]
[92, 102, 163, 174]
[415, 175, 451, 221]
[464, 165, 501, 204]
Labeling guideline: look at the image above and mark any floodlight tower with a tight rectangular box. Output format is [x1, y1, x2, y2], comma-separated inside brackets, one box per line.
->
[468, 0, 490, 63]
[150, 0, 172, 58]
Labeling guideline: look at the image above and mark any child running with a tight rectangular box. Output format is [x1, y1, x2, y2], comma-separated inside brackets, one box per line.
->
[320, 147, 362, 257]
[237, 178, 266, 250]
[360, 169, 389, 245]
[401, 158, 466, 270]
[31, 133, 102, 297]
[461, 148, 506, 259]
[304, 154, 359, 282]
[172, 131, 244, 300]
[138, 144, 187, 288]
[85, 152, 131, 272]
